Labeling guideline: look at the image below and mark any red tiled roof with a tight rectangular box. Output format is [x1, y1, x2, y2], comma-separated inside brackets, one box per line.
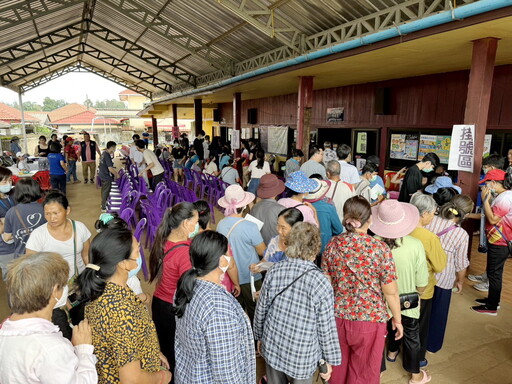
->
[119, 89, 141, 96]
[51, 110, 120, 125]
[0, 103, 38, 122]
[48, 103, 96, 122]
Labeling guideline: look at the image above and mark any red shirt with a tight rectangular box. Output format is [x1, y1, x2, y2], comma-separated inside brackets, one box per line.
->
[64, 145, 78, 161]
[153, 240, 192, 303]
[322, 232, 397, 323]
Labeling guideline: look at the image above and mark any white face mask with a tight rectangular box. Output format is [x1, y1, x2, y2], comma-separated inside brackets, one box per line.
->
[53, 285, 69, 309]
[219, 255, 231, 274]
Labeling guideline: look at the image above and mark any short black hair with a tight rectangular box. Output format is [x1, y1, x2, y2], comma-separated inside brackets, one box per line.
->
[309, 145, 321, 158]
[198, 130, 205, 136]
[43, 190, 69, 209]
[483, 154, 505, 169]
[132, 134, 140, 140]
[38, 135, 46, 141]
[337, 144, 351, 160]
[49, 142, 61, 153]
[106, 141, 117, 149]
[135, 139, 146, 149]
[278, 207, 304, 226]
[0, 166, 12, 182]
[421, 152, 440, 168]
[291, 148, 304, 158]
[14, 178, 42, 204]
[362, 162, 378, 174]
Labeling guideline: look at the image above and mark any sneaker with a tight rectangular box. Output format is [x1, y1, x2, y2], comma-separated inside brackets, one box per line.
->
[471, 304, 497, 316]
[474, 281, 489, 292]
[84, 179, 88, 184]
[475, 298, 500, 309]
[101, 209, 107, 213]
[468, 272, 487, 283]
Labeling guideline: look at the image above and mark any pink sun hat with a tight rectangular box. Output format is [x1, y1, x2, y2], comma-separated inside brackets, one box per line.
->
[218, 185, 255, 216]
[370, 199, 419, 239]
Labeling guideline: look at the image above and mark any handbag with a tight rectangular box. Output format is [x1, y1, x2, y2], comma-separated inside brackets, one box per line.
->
[399, 292, 420, 311]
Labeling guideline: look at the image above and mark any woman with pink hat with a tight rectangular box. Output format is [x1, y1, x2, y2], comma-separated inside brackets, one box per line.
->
[322, 196, 403, 384]
[216, 185, 266, 322]
[371, 200, 430, 384]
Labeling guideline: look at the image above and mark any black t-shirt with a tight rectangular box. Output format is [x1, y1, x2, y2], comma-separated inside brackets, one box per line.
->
[398, 164, 423, 203]
[172, 147, 186, 159]
[193, 138, 204, 160]
[98, 151, 114, 181]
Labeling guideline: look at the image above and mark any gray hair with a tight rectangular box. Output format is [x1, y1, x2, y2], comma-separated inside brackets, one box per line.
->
[326, 160, 340, 176]
[410, 192, 437, 215]
[286, 222, 321, 261]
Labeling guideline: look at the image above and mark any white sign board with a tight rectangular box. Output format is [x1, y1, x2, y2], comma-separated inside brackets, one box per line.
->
[231, 129, 240, 150]
[448, 124, 475, 172]
[483, 134, 492, 157]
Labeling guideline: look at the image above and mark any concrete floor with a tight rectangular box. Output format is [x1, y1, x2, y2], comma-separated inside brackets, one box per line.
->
[1, 165, 512, 383]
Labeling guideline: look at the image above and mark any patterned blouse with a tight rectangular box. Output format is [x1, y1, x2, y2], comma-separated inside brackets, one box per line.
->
[85, 282, 161, 384]
[322, 231, 397, 323]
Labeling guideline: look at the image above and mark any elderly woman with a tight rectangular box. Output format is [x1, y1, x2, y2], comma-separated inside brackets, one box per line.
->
[255, 222, 341, 383]
[278, 171, 319, 226]
[0, 252, 97, 383]
[371, 200, 430, 384]
[173, 231, 255, 384]
[409, 193, 448, 366]
[77, 226, 172, 384]
[425, 194, 473, 355]
[322, 196, 403, 384]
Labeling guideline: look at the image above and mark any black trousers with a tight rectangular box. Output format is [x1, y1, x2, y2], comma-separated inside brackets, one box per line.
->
[387, 315, 421, 374]
[419, 298, 432, 361]
[100, 179, 112, 210]
[237, 280, 262, 325]
[151, 173, 164, 190]
[152, 296, 176, 383]
[50, 174, 66, 194]
[487, 243, 509, 309]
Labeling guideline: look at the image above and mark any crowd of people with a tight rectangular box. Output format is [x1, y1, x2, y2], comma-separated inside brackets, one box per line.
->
[0, 132, 511, 384]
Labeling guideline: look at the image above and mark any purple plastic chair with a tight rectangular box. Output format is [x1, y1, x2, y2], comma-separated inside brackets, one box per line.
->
[133, 218, 149, 281]
[119, 207, 135, 229]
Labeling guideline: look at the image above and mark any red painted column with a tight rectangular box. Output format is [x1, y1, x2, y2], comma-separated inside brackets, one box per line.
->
[233, 92, 242, 158]
[296, 76, 314, 158]
[194, 99, 202, 137]
[459, 37, 499, 202]
[151, 115, 158, 146]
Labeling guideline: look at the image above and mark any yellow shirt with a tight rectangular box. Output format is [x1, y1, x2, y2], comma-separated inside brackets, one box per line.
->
[410, 227, 448, 299]
[85, 282, 161, 384]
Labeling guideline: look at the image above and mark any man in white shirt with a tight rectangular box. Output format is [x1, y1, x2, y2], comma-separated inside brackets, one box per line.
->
[135, 140, 165, 190]
[337, 144, 360, 186]
[129, 134, 148, 186]
[325, 160, 355, 222]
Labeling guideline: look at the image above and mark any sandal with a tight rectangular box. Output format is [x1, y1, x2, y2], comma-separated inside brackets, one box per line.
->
[409, 369, 432, 384]
[386, 348, 400, 362]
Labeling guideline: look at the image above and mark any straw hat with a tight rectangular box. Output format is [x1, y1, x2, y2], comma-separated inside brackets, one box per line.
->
[218, 185, 255, 215]
[370, 200, 419, 239]
[304, 179, 331, 203]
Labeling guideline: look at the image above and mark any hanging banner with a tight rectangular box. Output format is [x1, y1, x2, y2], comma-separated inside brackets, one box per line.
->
[483, 134, 492, 157]
[172, 126, 180, 139]
[356, 132, 367, 154]
[231, 129, 240, 150]
[267, 126, 289, 155]
[448, 124, 475, 172]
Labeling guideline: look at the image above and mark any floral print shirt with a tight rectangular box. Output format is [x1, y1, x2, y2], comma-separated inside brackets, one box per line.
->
[322, 232, 397, 323]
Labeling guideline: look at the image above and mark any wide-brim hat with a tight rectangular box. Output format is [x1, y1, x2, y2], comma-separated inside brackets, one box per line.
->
[479, 169, 507, 184]
[218, 185, 255, 213]
[425, 176, 461, 194]
[257, 174, 285, 199]
[285, 171, 319, 194]
[16, 152, 25, 158]
[370, 200, 419, 239]
[304, 179, 331, 203]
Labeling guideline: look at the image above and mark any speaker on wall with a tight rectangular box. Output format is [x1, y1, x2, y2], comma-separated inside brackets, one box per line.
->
[375, 87, 392, 115]
[213, 109, 220, 122]
[248, 108, 258, 124]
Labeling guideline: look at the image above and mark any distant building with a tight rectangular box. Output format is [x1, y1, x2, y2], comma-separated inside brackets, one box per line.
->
[0, 102, 38, 135]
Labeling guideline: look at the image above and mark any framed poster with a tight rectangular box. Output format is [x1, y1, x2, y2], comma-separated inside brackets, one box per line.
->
[356, 132, 367, 154]
[435, 135, 451, 164]
[390, 133, 418, 160]
[327, 107, 344, 122]
[390, 134, 406, 159]
[418, 135, 437, 160]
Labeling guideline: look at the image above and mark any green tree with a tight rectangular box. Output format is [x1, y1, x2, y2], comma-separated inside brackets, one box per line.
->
[42, 97, 68, 111]
[94, 99, 126, 109]
[9, 101, 43, 111]
[84, 96, 93, 108]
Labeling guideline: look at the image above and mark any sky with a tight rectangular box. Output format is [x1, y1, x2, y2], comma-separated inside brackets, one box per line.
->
[0, 71, 126, 106]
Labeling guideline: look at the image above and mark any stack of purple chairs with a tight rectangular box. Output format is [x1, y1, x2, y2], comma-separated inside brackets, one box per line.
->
[133, 218, 149, 281]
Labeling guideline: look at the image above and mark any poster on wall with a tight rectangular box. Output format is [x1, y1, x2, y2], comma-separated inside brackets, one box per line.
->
[231, 129, 240, 150]
[483, 134, 492, 157]
[390, 134, 406, 159]
[435, 136, 451, 164]
[390, 133, 418, 160]
[404, 134, 419, 160]
[418, 135, 437, 160]
[267, 126, 289, 155]
[356, 132, 367, 154]
[448, 124, 475, 172]
[327, 107, 344, 122]
[259, 126, 269, 152]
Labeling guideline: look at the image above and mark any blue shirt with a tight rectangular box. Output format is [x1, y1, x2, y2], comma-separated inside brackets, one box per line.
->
[175, 280, 256, 384]
[47, 153, 66, 175]
[185, 154, 199, 169]
[369, 175, 386, 203]
[312, 200, 343, 253]
[219, 154, 230, 170]
[216, 217, 263, 285]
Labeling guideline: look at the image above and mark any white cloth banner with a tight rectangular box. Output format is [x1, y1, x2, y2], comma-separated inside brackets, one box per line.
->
[267, 126, 288, 155]
[448, 124, 475, 172]
[231, 129, 240, 150]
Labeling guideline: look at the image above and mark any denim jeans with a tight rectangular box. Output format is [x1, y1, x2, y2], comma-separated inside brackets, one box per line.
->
[66, 160, 78, 182]
[50, 174, 66, 194]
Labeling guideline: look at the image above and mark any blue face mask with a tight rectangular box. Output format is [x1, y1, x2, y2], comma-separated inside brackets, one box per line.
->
[0, 183, 12, 194]
[128, 255, 142, 278]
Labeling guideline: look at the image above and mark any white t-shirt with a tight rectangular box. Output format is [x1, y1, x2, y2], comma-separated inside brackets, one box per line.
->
[129, 145, 144, 166]
[143, 149, 164, 176]
[26, 220, 91, 280]
[205, 161, 218, 175]
[249, 160, 270, 179]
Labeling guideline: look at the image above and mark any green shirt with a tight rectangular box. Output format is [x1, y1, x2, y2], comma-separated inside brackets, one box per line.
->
[386, 235, 429, 319]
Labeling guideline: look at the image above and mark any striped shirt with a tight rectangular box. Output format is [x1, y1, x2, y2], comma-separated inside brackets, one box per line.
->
[425, 215, 469, 290]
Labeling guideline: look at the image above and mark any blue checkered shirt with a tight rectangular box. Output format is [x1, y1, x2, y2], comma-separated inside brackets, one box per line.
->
[254, 258, 341, 379]
[174, 279, 256, 384]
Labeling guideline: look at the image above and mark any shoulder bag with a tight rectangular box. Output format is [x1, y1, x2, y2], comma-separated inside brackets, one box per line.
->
[493, 225, 512, 255]
[270, 267, 318, 307]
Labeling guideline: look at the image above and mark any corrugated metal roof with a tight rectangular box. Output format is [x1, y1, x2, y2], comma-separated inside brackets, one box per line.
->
[0, 0, 479, 98]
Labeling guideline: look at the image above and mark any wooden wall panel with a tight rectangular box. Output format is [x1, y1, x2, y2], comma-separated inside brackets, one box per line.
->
[218, 64, 512, 131]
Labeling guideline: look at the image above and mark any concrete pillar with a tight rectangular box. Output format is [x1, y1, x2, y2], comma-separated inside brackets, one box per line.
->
[233, 92, 242, 158]
[459, 37, 499, 201]
[194, 99, 202, 137]
[296, 76, 314, 159]
[151, 116, 158, 146]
